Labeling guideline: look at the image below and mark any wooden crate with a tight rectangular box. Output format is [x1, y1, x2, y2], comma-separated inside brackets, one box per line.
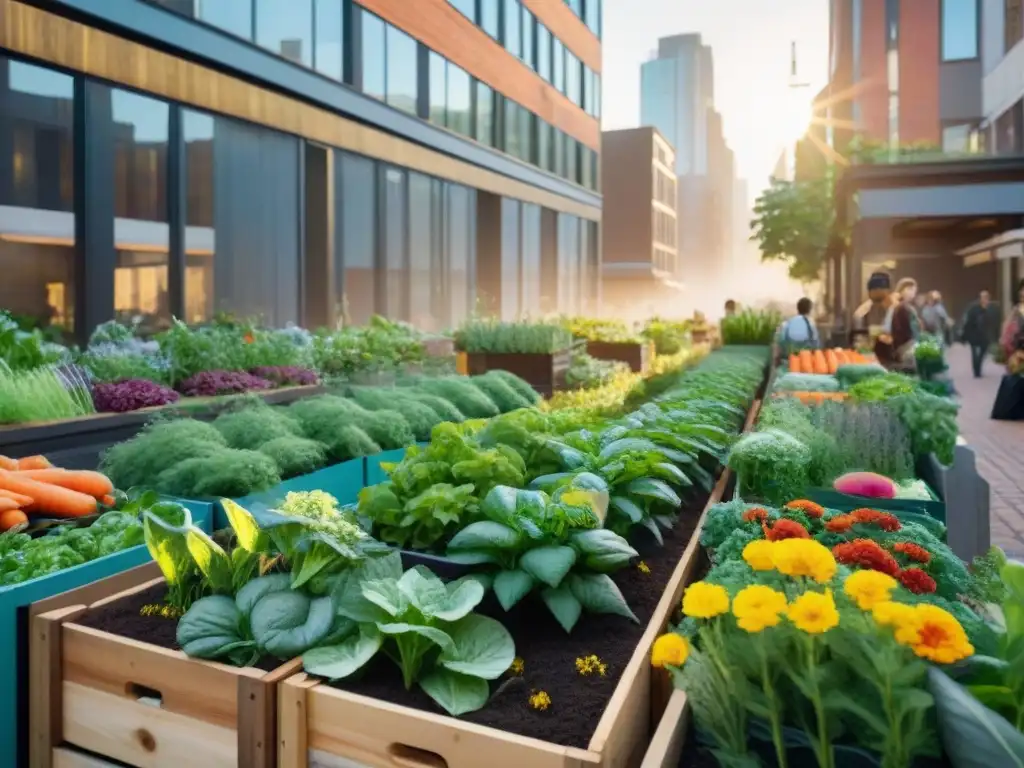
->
[639, 690, 690, 768]
[31, 562, 301, 768]
[275, 398, 759, 768]
[585, 341, 651, 374]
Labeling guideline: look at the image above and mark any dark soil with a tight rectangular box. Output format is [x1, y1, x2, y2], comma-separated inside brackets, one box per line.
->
[327, 483, 724, 750]
[74, 581, 285, 673]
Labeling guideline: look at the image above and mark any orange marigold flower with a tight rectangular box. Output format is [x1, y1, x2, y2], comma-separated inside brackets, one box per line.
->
[833, 539, 901, 577]
[742, 507, 770, 524]
[897, 568, 937, 595]
[825, 514, 854, 533]
[785, 499, 825, 519]
[850, 508, 902, 532]
[243, 332, 255, 344]
[764, 518, 811, 541]
[893, 541, 931, 564]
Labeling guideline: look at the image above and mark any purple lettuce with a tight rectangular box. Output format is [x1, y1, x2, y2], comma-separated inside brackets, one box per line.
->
[249, 366, 320, 387]
[177, 370, 274, 397]
[93, 379, 180, 413]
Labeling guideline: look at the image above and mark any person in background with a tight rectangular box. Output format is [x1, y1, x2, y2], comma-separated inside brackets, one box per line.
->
[921, 290, 953, 343]
[960, 289, 1001, 378]
[777, 297, 820, 353]
[1000, 280, 1024, 371]
[724, 299, 737, 317]
[876, 278, 920, 368]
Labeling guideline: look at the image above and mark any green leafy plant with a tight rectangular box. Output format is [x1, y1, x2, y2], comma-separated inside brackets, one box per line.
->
[303, 556, 515, 716]
[0, 310, 67, 371]
[212, 402, 303, 449]
[358, 482, 477, 550]
[721, 309, 783, 346]
[481, 369, 541, 405]
[258, 436, 328, 478]
[287, 396, 384, 460]
[455, 319, 572, 354]
[0, 365, 95, 425]
[728, 429, 812, 506]
[565, 316, 643, 344]
[641, 317, 691, 355]
[155, 449, 281, 498]
[348, 387, 444, 440]
[412, 377, 501, 419]
[470, 372, 535, 412]
[100, 418, 228, 490]
[566, 352, 626, 390]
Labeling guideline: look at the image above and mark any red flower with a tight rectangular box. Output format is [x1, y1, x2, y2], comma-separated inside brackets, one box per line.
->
[764, 518, 811, 541]
[833, 539, 901, 576]
[785, 499, 825, 519]
[898, 568, 937, 594]
[825, 514, 854, 533]
[742, 507, 770, 524]
[243, 333, 255, 344]
[850, 508, 902, 532]
[893, 541, 932, 564]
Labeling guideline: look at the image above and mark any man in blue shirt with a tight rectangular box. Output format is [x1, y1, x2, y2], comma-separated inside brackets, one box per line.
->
[778, 298, 820, 351]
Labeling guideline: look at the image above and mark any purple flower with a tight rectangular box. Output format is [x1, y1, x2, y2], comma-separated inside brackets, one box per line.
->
[93, 379, 180, 413]
[177, 370, 275, 397]
[249, 366, 320, 387]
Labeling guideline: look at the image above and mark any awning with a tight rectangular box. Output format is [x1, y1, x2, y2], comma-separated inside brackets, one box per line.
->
[957, 227, 1024, 266]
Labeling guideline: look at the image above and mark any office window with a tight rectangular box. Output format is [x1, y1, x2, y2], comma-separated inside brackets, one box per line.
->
[1, 58, 75, 333]
[504, 0, 521, 57]
[338, 152, 378, 324]
[500, 198, 521, 320]
[409, 173, 433, 327]
[553, 38, 565, 92]
[537, 120, 551, 170]
[565, 52, 580, 106]
[476, 81, 495, 146]
[361, 12, 386, 100]
[182, 110, 215, 324]
[111, 89, 170, 333]
[381, 167, 408, 320]
[151, 0, 194, 16]
[581, 148, 593, 189]
[505, 100, 521, 159]
[566, 0, 582, 15]
[537, 24, 551, 81]
[553, 128, 565, 177]
[429, 52, 447, 125]
[941, 0, 978, 60]
[519, 108, 533, 163]
[522, 8, 535, 67]
[481, 0, 500, 39]
[565, 136, 578, 182]
[447, 184, 475, 325]
[584, 0, 601, 36]
[447, 63, 472, 137]
[941, 123, 978, 153]
[593, 72, 601, 118]
[583, 68, 594, 114]
[196, 0, 252, 39]
[448, 0, 475, 19]
[256, 0, 312, 66]
[386, 25, 417, 114]
[314, 0, 344, 81]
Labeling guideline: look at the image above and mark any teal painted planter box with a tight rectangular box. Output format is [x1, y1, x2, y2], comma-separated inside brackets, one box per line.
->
[217, 458, 367, 528]
[2, 499, 213, 768]
[365, 448, 409, 487]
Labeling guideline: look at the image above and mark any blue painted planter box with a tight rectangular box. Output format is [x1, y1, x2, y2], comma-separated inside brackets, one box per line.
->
[218, 458, 367, 528]
[2, 499, 213, 768]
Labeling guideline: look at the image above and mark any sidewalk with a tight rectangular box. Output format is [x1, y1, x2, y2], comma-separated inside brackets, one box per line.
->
[946, 344, 1024, 558]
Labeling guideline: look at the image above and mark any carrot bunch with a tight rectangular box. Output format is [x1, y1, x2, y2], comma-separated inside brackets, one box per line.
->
[788, 348, 868, 375]
[773, 391, 850, 405]
[0, 455, 115, 532]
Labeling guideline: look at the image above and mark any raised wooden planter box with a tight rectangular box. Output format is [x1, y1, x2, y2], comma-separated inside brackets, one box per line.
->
[585, 341, 652, 374]
[465, 350, 572, 398]
[0, 500, 213, 768]
[0, 384, 327, 470]
[640, 689, 690, 768]
[31, 562, 300, 768]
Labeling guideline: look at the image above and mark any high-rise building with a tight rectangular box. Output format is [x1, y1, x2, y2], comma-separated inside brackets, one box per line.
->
[0, 0, 602, 340]
[824, 0, 983, 154]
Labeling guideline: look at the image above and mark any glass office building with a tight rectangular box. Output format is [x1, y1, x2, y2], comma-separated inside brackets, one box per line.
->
[0, 0, 601, 338]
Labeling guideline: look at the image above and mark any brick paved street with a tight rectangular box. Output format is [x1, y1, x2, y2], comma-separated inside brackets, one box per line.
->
[946, 344, 1024, 558]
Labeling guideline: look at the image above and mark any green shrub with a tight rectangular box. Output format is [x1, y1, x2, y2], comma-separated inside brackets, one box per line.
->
[155, 448, 281, 497]
[403, 391, 467, 423]
[349, 388, 441, 440]
[469, 373, 533, 412]
[212, 404, 302, 449]
[483, 369, 540, 405]
[288, 396, 382, 460]
[259, 436, 328, 478]
[100, 418, 226, 490]
[348, 409, 415, 450]
[330, 425, 381, 460]
[414, 377, 500, 418]
[455, 319, 571, 354]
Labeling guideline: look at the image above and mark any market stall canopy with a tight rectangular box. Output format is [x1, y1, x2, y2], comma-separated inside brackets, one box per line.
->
[955, 227, 1024, 267]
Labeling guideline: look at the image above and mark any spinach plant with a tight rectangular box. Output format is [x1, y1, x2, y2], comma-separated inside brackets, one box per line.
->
[303, 553, 515, 716]
[445, 484, 639, 633]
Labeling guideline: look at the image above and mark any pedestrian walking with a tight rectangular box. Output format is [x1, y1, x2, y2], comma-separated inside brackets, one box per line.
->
[960, 290, 1001, 378]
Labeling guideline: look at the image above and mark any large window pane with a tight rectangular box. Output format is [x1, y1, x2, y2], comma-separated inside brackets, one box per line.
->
[446, 63, 472, 137]
[447, 184, 473, 325]
[941, 0, 978, 60]
[504, 0, 521, 57]
[537, 120, 551, 170]
[584, 67, 594, 115]
[314, 0, 344, 81]
[522, 8, 535, 68]
[256, 0, 312, 66]
[566, 0, 582, 15]
[565, 52, 580, 105]
[553, 128, 565, 177]
[386, 25, 417, 114]
[584, 0, 601, 36]
[429, 53, 447, 126]
[537, 24, 551, 82]
[361, 11, 386, 101]
[196, 0, 252, 39]
[183, 110, 215, 324]
[519, 108, 532, 163]
[475, 81, 494, 146]
[0, 58, 75, 334]
[381, 167, 408, 320]
[520, 204, 541, 315]
[504, 100, 520, 159]
[481, 0, 500, 39]
[553, 38, 565, 91]
[448, 0, 474, 19]
[409, 173, 433, 328]
[338, 152, 377, 324]
[565, 136, 578, 182]
[500, 198, 521, 320]
[111, 89, 170, 333]
[593, 72, 601, 118]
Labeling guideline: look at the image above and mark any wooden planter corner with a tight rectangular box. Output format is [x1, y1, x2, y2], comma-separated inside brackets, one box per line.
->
[585, 341, 651, 374]
[31, 562, 301, 768]
[640, 690, 690, 768]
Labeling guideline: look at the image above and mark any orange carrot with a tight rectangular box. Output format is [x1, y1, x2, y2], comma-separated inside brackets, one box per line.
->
[100, 494, 116, 507]
[0, 489, 33, 507]
[0, 456, 18, 471]
[813, 350, 828, 375]
[799, 350, 813, 373]
[825, 350, 838, 374]
[14, 469, 114, 498]
[0, 509, 28, 532]
[789, 354, 800, 373]
[0, 497, 22, 513]
[16, 455, 53, 470]
[0, 471, 97, 517]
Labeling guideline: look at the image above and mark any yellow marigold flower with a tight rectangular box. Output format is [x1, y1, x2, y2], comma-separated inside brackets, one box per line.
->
[732, 585, 788, 632]
[786, 590, 840, 634]
[894, 604, 974, 664]
[651, 632, 690, 668]
[528, 690, 552, 711]
[772, 539, 837, 583]
[575, 654, 608, 676]
[509, 657, 525, 675]
[843, 569, 898, 611]
[871, 601, 917, 628]
[682, 581, 730, 619]
[742, 539, 776, 571]
[637, 560, 651, 574]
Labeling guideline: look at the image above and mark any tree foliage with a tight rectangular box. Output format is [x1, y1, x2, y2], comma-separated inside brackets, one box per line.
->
[750, 176, 835, 285]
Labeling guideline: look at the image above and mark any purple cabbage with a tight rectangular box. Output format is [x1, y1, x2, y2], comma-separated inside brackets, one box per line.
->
[249, 366, 320, 387]
[93, 379, 180, 413]
[178, 370, 274, 397]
